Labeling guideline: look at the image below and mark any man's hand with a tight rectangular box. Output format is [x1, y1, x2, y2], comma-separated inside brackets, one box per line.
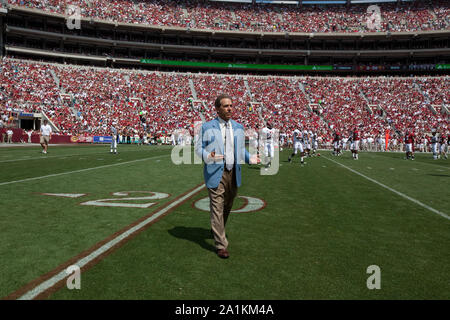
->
[250, 154, 260, 164]
[209, 151, 224, 162]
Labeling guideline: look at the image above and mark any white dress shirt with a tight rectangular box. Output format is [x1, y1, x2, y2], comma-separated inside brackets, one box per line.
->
[218, 117, 234, 152]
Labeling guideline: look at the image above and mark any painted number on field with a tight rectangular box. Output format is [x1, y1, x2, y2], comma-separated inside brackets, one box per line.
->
[41, 192, 266, 213]
[193, 196, 265, 213]
[80, 191, 170, 208]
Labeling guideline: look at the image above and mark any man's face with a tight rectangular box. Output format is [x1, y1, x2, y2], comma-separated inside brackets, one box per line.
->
[216, 98, 232, 121]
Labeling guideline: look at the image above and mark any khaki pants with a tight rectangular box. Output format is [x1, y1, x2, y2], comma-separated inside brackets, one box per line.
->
[40, 135, 50, 145]
[208, 168, 237, 250]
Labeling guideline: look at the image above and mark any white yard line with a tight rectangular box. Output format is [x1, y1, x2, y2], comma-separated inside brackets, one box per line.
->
[0, 152, 105, 163]
[17, 183, 206, 300]
[0, 145, 172, 164]
[323, 156, 450, 221]
[0, 154, 170, 187]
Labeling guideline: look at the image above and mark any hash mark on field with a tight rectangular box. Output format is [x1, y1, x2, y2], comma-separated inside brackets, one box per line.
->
[389, 168, 395, 170]
[42, 193, 86, 198]
[367, 167, 372, 169]
[323, 156, 449, 221]
[412, 168, 419, 171]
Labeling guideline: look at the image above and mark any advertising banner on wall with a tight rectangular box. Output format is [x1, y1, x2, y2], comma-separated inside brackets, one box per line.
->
[75, 135, 94, 143]
[93, 136, 113, 144]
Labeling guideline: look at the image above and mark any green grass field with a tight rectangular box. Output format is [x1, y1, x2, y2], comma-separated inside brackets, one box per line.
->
[0, 144, 449, 300]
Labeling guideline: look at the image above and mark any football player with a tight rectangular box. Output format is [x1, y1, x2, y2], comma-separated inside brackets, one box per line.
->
[311, 131, 318, 156]
[110, 122, 118, 154]
[304, 130, 311, 157]
[261, 122, 275, 168]
[439, 131, 447, 160]
[404, 130, 415, 160]
[332, 131, 341, 156]
[430, 130, 439, 160]
[288, 128, 306, 165]
[279, 132, 286, 152]
[350, 127, 360, 160]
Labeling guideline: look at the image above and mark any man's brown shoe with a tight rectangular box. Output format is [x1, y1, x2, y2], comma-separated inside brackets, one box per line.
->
[216, 249, 229, 259]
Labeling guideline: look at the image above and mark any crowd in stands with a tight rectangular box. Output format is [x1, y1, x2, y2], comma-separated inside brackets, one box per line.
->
[6, 0, 449, 33]
[194, 75, 249, 125]
[0, 59, 76, 136]
[305, 77, 387, 141]
[361, 78, 420, 132]
[247, 77, 331, 139]
[0, 60, 59, 109]
[359, 77, 448, 144]
[0, 57, 448, 149]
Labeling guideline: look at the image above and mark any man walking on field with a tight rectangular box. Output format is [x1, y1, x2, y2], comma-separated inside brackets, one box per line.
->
[40, 119, 52, 154]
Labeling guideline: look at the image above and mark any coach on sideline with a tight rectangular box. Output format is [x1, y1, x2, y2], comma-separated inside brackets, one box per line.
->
[195, 94, 259, 259]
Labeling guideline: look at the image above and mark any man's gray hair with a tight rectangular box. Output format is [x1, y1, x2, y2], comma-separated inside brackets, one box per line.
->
[214, 94, 232, 109]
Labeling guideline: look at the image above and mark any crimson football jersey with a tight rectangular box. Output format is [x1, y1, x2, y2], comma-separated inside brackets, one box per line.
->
[353, 130, 360, 141]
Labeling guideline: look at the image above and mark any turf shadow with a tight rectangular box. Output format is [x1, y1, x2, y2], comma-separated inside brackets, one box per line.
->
[168, 227, 216, 253]
[427, 174, 450, 177]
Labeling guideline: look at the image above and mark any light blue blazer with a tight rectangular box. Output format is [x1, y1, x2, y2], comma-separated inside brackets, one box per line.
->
[195, 117, 250, 189]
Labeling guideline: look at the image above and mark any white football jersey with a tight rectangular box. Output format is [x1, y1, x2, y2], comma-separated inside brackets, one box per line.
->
[262, 127, 274, 144]
[293, 129, 301, 142]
